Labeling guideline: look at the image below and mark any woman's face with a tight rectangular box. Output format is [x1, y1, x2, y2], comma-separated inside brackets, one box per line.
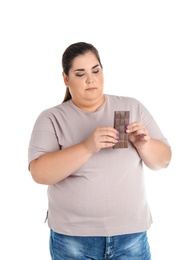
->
[63, 51, 104, 110]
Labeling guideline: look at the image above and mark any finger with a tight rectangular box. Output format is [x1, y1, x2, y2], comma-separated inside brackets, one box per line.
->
[98, 127, 119, 139]
[125, 122, 140, 132]
[140, 135, 150, 142]
[99, 135, 119, 144]
[126, 127, 146, 135]
[126, 123, 147, 135]
[133, 129, 148, 136]
[100, 126, 119, 135]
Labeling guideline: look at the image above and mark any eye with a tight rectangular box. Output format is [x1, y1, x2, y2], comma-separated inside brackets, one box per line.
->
[76, 73, 84, 77]
[93, 69, 99, 74]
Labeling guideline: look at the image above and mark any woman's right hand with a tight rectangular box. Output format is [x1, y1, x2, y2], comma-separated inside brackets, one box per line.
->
[84, 126, 119, 154]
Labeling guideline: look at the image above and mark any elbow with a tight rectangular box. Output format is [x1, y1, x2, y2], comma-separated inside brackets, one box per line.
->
[157, 144, 172, 170]
[31, 172, 47, 185]
[29, 159, 50, 185]
[147, 162, 170, 171]
[30, 169, 48, 185]
[164, 158, 171, 169]
[151, 149, 172, 171]
[155, 160, 170, 171]
[163, 147, 172, 169]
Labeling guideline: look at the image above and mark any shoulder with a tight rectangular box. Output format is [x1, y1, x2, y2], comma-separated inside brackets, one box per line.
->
[106, 94, 143, 107]
[38, 101, 70, 118]
[32, 102, 70, 128]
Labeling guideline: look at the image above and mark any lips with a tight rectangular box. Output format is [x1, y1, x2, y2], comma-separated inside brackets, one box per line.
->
[86, 87, 97, 91]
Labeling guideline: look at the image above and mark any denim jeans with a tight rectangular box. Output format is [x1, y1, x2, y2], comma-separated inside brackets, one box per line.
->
[49, 229, 151, 259]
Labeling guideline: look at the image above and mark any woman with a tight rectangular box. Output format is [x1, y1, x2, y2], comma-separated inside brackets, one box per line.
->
[28, 42, 171, 259]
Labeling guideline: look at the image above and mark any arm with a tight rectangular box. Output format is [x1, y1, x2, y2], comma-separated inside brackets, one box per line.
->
[29, 126, 119, 185]
[135, 138, 171, 170]
[126, 122, 172, 170]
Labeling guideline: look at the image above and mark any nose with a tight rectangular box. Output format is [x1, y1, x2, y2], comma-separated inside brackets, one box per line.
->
[86, 75, 94, 84]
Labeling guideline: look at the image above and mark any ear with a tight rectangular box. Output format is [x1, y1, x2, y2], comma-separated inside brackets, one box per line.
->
[62, 72, 69, 87]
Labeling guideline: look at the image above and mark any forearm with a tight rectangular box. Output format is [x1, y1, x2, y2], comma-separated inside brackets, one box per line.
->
[29, 142, 93, 185]
[136, 139, 172, 170]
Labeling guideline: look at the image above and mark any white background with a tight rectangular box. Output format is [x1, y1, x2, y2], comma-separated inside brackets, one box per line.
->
[0, 0, 194, 259]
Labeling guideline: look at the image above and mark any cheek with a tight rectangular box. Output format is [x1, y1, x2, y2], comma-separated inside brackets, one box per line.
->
[99, 75, 104, 85]
[69, 78, 83, 87]
[69, 79, 85, 94]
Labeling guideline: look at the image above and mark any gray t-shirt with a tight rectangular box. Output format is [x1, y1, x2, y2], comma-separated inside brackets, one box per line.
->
[28, 94, 169, 236]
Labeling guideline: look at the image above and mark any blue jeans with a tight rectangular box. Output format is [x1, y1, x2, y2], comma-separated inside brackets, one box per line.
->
[49, 229, 151, 259]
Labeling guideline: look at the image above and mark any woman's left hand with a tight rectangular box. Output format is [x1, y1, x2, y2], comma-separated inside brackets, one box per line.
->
[126, 121, 150, 149]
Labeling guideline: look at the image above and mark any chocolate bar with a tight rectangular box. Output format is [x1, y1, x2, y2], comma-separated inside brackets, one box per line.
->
[113, 111, 130, 149]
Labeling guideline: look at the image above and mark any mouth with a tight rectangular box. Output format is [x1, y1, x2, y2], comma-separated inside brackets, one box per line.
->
[85, 87, 97, 91]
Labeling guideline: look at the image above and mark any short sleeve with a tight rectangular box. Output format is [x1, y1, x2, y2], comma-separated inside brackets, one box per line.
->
[28, 111, 60, 168]
[139, 101, 170, 147]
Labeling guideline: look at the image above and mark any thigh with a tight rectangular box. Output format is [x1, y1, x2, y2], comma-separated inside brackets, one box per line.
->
[114, 232, 151, 260]
[49, 229, 105, 260]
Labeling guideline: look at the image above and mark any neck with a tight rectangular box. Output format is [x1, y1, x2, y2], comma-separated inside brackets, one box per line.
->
[72, 95, 105, 112]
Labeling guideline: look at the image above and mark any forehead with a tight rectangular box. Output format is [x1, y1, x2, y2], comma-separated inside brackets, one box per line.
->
[71, 52, 99, 70]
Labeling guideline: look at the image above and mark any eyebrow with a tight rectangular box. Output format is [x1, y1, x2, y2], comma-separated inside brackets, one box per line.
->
[73, 64, 100, 72]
